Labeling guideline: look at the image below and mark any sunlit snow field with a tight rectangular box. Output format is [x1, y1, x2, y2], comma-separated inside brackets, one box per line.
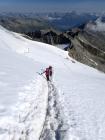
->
[0, 25, 105, 140]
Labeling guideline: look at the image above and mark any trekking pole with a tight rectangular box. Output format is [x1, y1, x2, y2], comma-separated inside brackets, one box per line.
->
[36, 72, 47, 80]
[36, 72, 51, 82]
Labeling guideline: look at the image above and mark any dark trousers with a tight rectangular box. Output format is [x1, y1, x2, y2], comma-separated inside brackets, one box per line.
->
[46, 75, 49, 81]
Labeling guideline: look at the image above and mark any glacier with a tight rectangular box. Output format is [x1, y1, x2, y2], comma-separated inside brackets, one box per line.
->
[0, 25, 105, 140]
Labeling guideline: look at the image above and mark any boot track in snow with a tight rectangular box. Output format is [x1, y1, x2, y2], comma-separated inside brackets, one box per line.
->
[39, 82, 66, 140]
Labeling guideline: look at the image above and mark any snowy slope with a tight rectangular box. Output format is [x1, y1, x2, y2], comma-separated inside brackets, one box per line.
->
[0, 25, 105, 140]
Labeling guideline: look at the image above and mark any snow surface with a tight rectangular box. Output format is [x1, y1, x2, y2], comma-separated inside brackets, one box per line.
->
[0, 25, 105, 140]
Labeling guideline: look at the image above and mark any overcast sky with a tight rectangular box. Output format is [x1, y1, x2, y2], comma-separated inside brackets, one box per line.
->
[0, 0, 105, 13]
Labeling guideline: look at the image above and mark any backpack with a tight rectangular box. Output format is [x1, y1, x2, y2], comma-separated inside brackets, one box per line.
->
[49, 68, 52, 76]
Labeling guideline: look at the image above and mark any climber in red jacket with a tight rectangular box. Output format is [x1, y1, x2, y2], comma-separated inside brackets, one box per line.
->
[49, 66, 53, 80]
[45, 67, 50, 81]
[42, 66, 53, 81]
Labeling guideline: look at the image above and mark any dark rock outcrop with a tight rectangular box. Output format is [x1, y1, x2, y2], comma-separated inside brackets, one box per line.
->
[25, 30, 71, 45]
[67, 27, 105, 73]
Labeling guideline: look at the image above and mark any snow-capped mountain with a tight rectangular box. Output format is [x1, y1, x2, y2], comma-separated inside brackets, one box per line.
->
[0, 25, 105, 140]
[46, 12, 98, 30]
[0, 12, 98, 33]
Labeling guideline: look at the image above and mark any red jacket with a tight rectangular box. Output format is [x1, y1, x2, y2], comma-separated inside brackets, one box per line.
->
[45, 68, 49, 76]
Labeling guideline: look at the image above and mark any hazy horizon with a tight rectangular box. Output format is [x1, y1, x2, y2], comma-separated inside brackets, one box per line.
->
[0, 0, 105, 13]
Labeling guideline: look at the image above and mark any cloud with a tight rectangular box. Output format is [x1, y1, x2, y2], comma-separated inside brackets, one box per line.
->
[86, 18, 105, 32]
